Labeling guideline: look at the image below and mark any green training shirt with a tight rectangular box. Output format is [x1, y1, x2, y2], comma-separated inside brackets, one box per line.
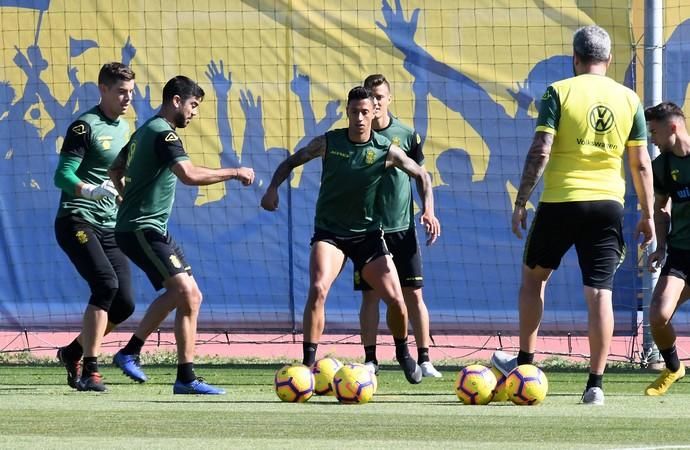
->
[55, 106, 130, 228]
[374, 116, 424, 232]
[652, 151, 690, 250]
[314, 128, 391, 236]
[115, 116, 189, 234]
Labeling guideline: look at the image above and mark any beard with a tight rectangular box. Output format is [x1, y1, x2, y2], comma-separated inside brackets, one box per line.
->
[173, 110, 188, 128]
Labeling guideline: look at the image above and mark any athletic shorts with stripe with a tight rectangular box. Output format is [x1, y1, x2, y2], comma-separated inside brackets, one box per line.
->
[523, 200, 625, 290]
[115, 229, 192, 291]
[310, 228, 390, 274]
[353, 227, 424, 291]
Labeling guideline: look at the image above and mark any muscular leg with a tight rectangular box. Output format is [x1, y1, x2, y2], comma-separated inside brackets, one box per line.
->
[165, 274, 203, 364]
[302, 242, 346, 359]
[519, 265, 553, 357]
[649, 276, 687, 350]
[584, 286, 613, 375]
[360, 289, 380, 348]
[361, 254, 407, 339]
[403, 287, 430, 349]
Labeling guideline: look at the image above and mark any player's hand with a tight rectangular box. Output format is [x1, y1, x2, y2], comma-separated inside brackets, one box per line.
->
[235, 167, 255, 186]
[80, 181, 118, 201]
[511, 205, 527, 239]
[636, 217, 655, 250]
[261, 188, 279, 211]
[420, 212, 440, 245]
[647, 248, 666, 273]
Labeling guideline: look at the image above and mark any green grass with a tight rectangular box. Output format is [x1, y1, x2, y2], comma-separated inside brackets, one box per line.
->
[0, 364, 688, 449]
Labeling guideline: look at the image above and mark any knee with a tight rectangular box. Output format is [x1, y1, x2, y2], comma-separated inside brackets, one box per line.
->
[403, 289, 423, 308]
[88, 277, 119, 311]
[650, 302, 672, 329]
[107, 289, 135, 325]
[177, 284, 203, 313]
[308, 281, 330, 305]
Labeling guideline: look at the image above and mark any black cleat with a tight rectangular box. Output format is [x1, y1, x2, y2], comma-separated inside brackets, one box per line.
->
[76, 372, 107, 392]
[398, 354, 423, 384]
[56, 347, 81, 389]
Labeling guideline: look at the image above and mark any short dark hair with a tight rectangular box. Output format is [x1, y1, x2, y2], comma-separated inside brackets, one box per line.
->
[98, 62, 135, 87]
[162, 76, 205, 103]
[347, 85, 374, 106]
[363, 74, 390, 91]
[645, 102, 685, 122]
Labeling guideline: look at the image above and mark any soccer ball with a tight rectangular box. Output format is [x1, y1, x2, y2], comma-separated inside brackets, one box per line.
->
[310, 357, 343, 396]
[455, 364, 497, 405]
[490, 366, 509, 402]
[274, 364, 315, 403]
[333, 363, 376, 404]
[505, 364, 548, 405]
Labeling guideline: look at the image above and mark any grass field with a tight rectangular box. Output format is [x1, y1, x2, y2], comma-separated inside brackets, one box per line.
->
[0, 362, 688, 449]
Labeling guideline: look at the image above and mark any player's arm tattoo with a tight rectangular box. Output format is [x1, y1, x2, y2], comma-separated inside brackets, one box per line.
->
[267, 135, 326, 189]
[514, 131, 553, 208]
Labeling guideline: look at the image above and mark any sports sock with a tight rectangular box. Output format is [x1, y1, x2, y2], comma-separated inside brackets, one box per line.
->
[364, 345, 377, 364]
[586, 373, 603, 390]
[82, 357, 98, 377]
[62, 338, 83, 361]
[517, 350, 534, 366]
[394, 336, 410, 361]
[418, 347, 430, 364]
[177, 363, 196, 383]
[121, 335, 145, 355]
[302, 342, 318, 366]
[660, 345, 681, 372]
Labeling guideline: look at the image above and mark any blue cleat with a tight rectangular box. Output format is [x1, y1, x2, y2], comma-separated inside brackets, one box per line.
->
[113, 351, 148, 383]
[173, 377, 226, 395]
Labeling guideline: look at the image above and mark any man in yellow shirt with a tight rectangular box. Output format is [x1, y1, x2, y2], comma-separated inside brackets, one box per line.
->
[492, 25, 655, 405]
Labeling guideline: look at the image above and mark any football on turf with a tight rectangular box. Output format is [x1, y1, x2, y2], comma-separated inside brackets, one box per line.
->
[490, 366, 509, 402]
[505, 364, 548, 405]
[274, 364, 314, 403]
[333, 363, 376, 404]
[310, 357, 343, 396]
[455, 364, 497, 405]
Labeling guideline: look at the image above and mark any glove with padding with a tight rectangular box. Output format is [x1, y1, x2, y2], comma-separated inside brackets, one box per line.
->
[81, 180, 118, 201]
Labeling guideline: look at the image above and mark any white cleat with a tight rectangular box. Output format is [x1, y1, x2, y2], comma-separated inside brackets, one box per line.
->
[581, 387, 605, 405]
[420, 361, 443, 378]
[491, 350, 518, 376]
[364, 361, 380, 376]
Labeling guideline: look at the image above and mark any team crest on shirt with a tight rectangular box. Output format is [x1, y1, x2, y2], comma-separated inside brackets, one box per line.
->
[165, 132, 179, 142]
[365, 149, 376, 164]
[415, 133, 421, 144]
[391, 137, 401, 146]
[97, 135, 113, 150]
[587, 104, 615, 134]
[72, 124, 87, 135]
[75, 231, 88, 244]
[169, 254, 182, 269]
[672, 169, 680, 181]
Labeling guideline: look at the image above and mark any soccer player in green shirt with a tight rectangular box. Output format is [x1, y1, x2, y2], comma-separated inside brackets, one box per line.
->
[643, 102, 690, 396]
[491, 25, 655, 405]
[261, 86, 440, 384]
[54, 62, 136, 392]
[109, 76, 255, 395]
[357, 74, 442, 378]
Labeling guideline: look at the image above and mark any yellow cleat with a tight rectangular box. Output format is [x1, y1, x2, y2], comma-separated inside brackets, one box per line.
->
[645, 363, 685, 396]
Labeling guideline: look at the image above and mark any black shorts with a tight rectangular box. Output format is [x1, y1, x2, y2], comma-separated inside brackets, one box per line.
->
[524, 200, 625, 290]
[54, 214, 132, 311]
[310, 228, 389, 274]
[115, 229, 192, 291]
[354, 227, 423, 291]
[661, 246, 690, 282]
